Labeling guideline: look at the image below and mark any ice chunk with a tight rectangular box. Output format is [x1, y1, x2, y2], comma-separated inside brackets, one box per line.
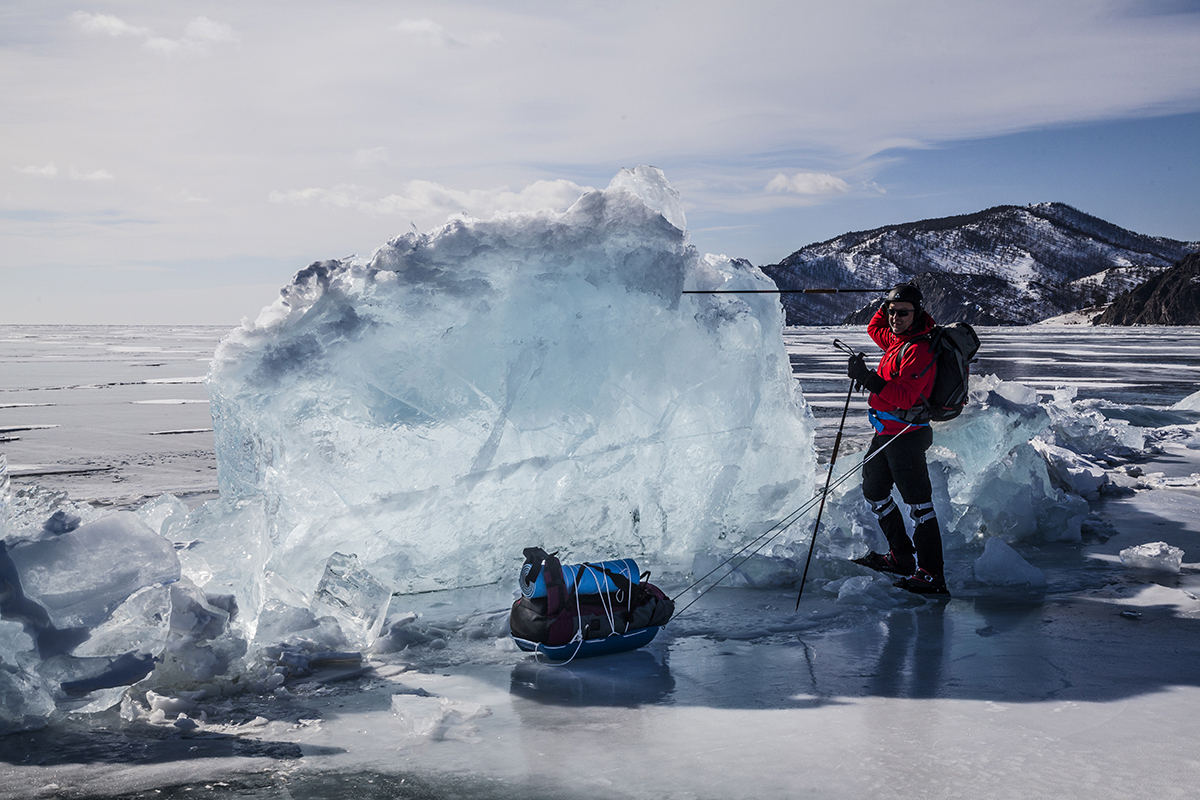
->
[136, 494, 191, 539]
[0, 511, 187, 726]
[205, 167, 814, 601]
[145, 689, 204, 715]
[144, 578, 246, 687]
[390, 693, 490, 739]
[0, 649, 58, 735]
[973, 538, 1046, 587]
[0, 454, 9, 529]
[311, 552, 392, 647]
[7, 511, 180, 630]
[607, 165, 687, 232]
[823, 575, 901, 607]
[1171, 388, 1200, 412]
[931, 377, 1088, 543]
[72, 584, 172, 659]
[168, 500, 270, 638]
[0, 480, 101, 547]
[1031, 439, 1108, 499]
[1119, 541, 1184, 573]
[1045, 386, 1147, 459]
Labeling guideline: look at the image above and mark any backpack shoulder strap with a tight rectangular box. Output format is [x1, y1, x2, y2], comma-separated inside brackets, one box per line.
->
[900, 330, 937, 379]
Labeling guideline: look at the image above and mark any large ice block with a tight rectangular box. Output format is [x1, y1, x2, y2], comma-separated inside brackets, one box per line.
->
[206, 167, 815, 597]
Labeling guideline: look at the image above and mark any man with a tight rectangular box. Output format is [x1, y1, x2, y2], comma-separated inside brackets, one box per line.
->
[847, 283, 948, 595]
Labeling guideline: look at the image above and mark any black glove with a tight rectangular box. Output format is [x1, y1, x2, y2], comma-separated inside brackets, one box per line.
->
[847, 353, 886, 394]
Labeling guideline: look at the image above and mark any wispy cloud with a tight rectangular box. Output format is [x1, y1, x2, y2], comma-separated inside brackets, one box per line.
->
[70, 167, 114, 181]
[15, 162, 58, 178]
[70, 12, 151, 38]
[394, 18, 501, 47]
[72, 12, 237, 56]
[269, 178, 592, 223]
[766, 172, 852, 196]
[14, 163, 114, 181]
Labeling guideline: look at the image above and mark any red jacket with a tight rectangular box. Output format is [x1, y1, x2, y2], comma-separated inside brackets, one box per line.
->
[866, 307, 937, 434]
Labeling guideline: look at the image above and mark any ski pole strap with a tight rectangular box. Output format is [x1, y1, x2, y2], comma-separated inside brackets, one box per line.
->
[868, 408, 929, 433]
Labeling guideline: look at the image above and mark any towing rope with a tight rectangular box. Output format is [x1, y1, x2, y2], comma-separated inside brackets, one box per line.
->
[670, 422, 914, 618]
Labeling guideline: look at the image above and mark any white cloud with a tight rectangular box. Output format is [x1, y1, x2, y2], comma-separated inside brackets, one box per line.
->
[70, 12, 151, 38]
[269, 185, 360, 209]
[73, 12, 237, 56]
[270, 179, 592, 224]
[766, 173, 852, 196]
[70, 167, 114, 181]
[394, 18, 501, 47]
[15, 162, 58, 178]
[11, 0, 1200, 323]
[145, 16, 238, 55]
[184, 16, 239, 45]
[13, 163, 113, 181]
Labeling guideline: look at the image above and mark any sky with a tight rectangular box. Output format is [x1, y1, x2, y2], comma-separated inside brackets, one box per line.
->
[2, 1, 1199, 325]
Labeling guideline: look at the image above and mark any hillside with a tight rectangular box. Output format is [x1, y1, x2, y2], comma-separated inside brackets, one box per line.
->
[761, 203, 1198, 325]
[1095, 252, 1200, 326]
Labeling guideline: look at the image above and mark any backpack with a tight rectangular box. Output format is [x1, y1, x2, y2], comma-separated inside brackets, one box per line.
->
[509, 548, 674, 647]
[898, 322, 981, 423]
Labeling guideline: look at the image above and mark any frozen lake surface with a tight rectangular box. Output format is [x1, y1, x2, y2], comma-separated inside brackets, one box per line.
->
[0, 326, 226, 508]
[2, 324, 1200, 800]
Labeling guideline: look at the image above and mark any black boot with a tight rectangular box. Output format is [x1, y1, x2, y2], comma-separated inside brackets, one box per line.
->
[894, 568, 949, 596]
[852, 549, 915, 576]
[911, 511, 944, 579]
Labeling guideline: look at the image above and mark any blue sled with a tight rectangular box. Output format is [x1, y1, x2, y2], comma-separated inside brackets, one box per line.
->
[512, 626, 661, 662]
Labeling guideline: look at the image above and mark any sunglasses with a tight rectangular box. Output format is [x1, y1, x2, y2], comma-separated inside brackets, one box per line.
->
[886, 308, 912, 318]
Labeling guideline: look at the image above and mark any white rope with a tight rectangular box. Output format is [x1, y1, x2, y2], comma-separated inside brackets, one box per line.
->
[535, 562, 626, 667]
[671, 423, 916, 617]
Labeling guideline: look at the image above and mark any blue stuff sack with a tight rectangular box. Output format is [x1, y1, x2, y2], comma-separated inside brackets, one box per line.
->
[520, 552, 639, 599]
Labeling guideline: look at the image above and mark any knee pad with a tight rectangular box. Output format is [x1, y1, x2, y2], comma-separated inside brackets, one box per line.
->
[908, 501, 937, 525]
[869, 497, 898, 520]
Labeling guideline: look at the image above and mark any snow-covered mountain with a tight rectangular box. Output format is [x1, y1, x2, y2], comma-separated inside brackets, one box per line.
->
[1096, 252, 1200, 325]
[761, 203, 1200, 325]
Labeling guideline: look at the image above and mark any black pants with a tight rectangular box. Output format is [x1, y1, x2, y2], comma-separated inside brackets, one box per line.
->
[861, 426, 944, 576]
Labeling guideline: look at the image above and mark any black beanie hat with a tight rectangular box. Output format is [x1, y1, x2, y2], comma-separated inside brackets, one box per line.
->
[885, 283, 923, 311]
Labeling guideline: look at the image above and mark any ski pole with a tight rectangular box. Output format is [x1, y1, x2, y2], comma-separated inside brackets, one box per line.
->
[683, 288, 887, 295]
[795, 376, 855, 608]
[670, 410, 912, 619]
